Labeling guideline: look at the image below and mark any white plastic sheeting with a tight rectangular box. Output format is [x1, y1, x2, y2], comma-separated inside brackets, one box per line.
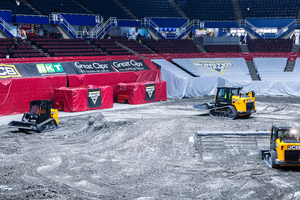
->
[258, 72, 300, 81]
[293, 58, 300, 72]
[152, 59, 226, 98]
[153, 58, 300, 99]
[152, 59, 189, 98]
[253, 58, 287, 73]
[173, 58, 250, 76]
[230, 81, 300, 96]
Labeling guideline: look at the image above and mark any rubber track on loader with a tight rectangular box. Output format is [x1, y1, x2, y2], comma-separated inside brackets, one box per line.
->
[208, 105, 238, 119]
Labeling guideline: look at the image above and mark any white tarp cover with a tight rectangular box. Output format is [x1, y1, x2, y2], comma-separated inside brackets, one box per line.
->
[229, 81, 300, 96]
[173, 58, 249, 77]
[152, 59, 300, 99]
[253, 58, 287, 73]
[152, 59, 189, 98]
[152, 59, 226, 98]
[293, 58, 300, 72]
[259, 72, 300, 81]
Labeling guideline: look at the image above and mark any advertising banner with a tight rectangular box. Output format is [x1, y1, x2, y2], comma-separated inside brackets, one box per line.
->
[0, 59, 151, 79]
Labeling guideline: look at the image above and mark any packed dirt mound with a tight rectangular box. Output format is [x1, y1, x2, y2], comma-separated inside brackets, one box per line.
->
[1, 96, 300, 199]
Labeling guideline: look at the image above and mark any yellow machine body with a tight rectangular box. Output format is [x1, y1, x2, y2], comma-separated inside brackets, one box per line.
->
[50, 108, 59, 125]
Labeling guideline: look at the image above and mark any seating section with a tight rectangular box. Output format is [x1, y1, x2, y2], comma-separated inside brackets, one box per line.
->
[90, 37, 134, 55]
[121, 0, 181, 18]
[178, 0, 236, 21]
[118, 39, 153, 54]
[0, 38, 46, 58]
[143, 39, 201, 53]
[248, 39, 293, 52]
[29, 0, 88, 15]
[28, 35, 105, 57]
[240, 0, 300, 18]
[77, 0, 131, 20]
[204, 45, 242, 53]
[0, 1, 35, 15]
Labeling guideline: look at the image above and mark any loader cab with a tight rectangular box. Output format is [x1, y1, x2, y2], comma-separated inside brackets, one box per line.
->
[29, 100, 52, 124]
[215, 87, 242, 106]
[270, 125, 297, 149]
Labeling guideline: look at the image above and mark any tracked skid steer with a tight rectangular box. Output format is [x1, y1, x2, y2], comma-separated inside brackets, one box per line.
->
[193, 86, 256, 119]
[8, 100, 59, 133]
[260, 125, 300, 168]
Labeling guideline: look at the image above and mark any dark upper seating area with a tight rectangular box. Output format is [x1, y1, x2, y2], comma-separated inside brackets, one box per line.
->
[0, 38, 46, 58]
[240, 0, 300, 18]
[204, 45, 242, 53]
[29, 0, 88, 15]
[121, 0, 181, 18]
[77, 0, 131, 20]
[28, 35, 105, 57]
[143, 39, 201, 53]
[0, 1, 35, 15]
[247, 39, 293, 52]
[90, 37, 134, 56]
[178, 0, 236, 21]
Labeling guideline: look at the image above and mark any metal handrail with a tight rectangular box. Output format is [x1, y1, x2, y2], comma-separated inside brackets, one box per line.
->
[0, 17, 15, 37]
[90, 17, 117, 39]
[176, 19, 199, 39]
[49, 13, 82, 38]
[276, 19, 296, 38]
[142, 18, 166, 39]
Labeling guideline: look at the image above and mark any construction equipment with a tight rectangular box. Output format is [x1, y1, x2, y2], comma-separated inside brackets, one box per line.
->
[193, 86, 256, 119]
[260, 125, 300, 168]
[8, 100, 58, 133]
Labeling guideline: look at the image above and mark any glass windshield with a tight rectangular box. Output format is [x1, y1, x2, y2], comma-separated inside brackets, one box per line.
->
[30, 104, 39, 115]
[232, 89, 238, 95]
[278, 130, 296, 138]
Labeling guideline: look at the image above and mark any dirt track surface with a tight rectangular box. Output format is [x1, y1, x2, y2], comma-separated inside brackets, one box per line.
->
[1, 96, 300, 199]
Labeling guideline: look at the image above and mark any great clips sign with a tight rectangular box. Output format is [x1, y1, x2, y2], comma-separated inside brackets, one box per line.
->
[0, 59, 151, 79]
[73, 59, 150, 74]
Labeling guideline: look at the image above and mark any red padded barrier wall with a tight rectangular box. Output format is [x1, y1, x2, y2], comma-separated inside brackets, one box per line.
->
[0, 76, 67, 116]
[68, 59, 161, 102]
[54, 86, 113, 112]
[117, 81, 167, 104]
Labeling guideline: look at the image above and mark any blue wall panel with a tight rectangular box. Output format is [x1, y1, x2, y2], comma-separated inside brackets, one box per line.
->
[61, 14, 98, 26]
[247, 19, 294, 27]
[0, 11, 12, 23]
[13, 15, 49, 24]
[117, 20, 141, 27]
[151, 18, 187, 27]
[204, 22, 238, 28]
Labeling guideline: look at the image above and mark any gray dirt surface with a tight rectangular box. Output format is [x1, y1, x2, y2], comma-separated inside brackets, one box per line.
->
[1, 96, 300, 199]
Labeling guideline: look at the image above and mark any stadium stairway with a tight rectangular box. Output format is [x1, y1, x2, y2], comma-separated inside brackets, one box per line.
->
[285, 60, 295, 72]
[73, 0, 93, 14]
[20, 0, 41, 15]
[291, 45, 300, 53]
[114, 0, 138, 19]
[231, 0, 243, 20]
[196, 44, 207, 53]
[246, 61, 260, 81]
[240, 44, 249, 52]
[167, 0, 189, 18]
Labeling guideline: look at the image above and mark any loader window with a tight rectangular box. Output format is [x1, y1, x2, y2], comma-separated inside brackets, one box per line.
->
[278, 130, 294, 138]
[30, 105, 39, 115]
